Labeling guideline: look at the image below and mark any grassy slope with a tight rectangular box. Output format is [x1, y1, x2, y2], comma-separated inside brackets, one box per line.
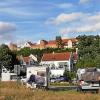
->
[0, 82, 100, 100]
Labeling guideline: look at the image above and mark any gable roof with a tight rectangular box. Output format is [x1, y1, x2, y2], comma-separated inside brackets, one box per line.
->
[27, 42, 34, 46]
[42, 52, 71, 61]
[17, 54, 37, 64]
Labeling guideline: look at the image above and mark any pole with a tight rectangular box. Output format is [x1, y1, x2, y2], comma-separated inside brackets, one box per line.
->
[46, 67, 50, 89]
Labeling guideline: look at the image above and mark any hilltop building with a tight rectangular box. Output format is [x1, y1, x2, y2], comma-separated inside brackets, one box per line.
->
[9, 43, 17, 50]
[17, 54, 38, 65]
[9, 38, 78, 50]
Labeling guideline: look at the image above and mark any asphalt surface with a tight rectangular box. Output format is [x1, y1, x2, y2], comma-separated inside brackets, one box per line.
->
[48, 86, 78, 91]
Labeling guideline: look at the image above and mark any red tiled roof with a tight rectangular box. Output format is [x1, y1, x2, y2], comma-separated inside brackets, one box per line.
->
[62, 38, 78, 43]
[47, 38, 78, 45]
[47, 40, 56, 45]
[42, 52, 71, 61]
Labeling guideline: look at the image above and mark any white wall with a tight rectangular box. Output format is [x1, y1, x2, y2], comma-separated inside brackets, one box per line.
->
[1, 70, 17, 81]
[68, 40, 72, 48]
[1, 72, 10, 81]
[29, 54, 37, 61]
[77, 68, 86, 80]
[41, 60, 71, 71]
[50, 69, 64, 77]
[21, 42, 31, 48]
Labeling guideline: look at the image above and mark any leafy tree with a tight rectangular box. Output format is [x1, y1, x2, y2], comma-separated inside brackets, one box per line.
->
[18, 47, 32, 56]
[63, 70, 76, 81]
[0, 44, 19, 70]
[0, 44, 12, 70]
[76, 35, 100, 68]
[94, 55, 100, 68]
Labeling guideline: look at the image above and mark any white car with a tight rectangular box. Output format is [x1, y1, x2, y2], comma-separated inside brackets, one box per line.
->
[77, 81, 100, 93]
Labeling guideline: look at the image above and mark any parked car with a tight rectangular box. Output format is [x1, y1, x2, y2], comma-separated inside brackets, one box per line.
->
[50, 76, 69, 83]
[77, 80, 100, 93]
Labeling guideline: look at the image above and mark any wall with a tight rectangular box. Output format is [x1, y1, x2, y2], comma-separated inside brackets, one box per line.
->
[41, 60, 71, 71]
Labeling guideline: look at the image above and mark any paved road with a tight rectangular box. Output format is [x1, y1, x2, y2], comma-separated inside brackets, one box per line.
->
[48, 86, 78, 91]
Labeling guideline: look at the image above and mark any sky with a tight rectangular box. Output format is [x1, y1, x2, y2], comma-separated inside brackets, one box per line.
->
[0, 0, 100, 44]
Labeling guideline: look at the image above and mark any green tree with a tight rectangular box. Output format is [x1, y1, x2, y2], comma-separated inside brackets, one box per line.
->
[56, 36, 64, 48]
[76, 35, 100, 68]
[18, 47, 32, 56]
[94, 55, 100, 68]
[0, 44, 12, 70]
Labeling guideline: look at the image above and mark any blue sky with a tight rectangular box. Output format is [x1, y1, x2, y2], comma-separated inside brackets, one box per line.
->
[0, 0, 100, 44]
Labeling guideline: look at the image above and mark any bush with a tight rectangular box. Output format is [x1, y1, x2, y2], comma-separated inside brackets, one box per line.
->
[63, 71, 76, 81]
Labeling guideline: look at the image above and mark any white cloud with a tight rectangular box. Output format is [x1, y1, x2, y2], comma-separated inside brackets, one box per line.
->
[87, 13, 100, 23]
[79, 0, 90, 4]
[48, 12, 84, 25]
[47, 11, 100, 35]
[59, 23, 100, 34]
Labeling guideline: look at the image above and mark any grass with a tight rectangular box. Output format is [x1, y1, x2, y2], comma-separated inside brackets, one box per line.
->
[0, 82, 100, 100]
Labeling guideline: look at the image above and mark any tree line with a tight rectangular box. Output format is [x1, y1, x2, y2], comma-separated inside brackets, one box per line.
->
[76, 35, 100, 68]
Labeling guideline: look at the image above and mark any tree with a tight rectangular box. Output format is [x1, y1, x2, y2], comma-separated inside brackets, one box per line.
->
[94, 55, 100, 68]
[63, 70, 76, 82]
[0, 44, 19, 70]
[18, 47, 32, 56]
[56, 36, 64, 48]
[76, 35, 100, 68]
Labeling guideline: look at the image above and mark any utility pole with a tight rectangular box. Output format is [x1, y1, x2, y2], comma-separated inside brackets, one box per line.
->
[46, 66, 50, 89]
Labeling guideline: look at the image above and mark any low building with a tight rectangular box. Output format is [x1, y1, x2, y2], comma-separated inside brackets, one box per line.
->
[1, 67, 17, 81]
[18, 54, 38, 65]
[41, 52, 77, 71]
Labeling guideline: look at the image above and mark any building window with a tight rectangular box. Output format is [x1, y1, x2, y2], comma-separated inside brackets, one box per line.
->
[51, 64, 55, 69]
